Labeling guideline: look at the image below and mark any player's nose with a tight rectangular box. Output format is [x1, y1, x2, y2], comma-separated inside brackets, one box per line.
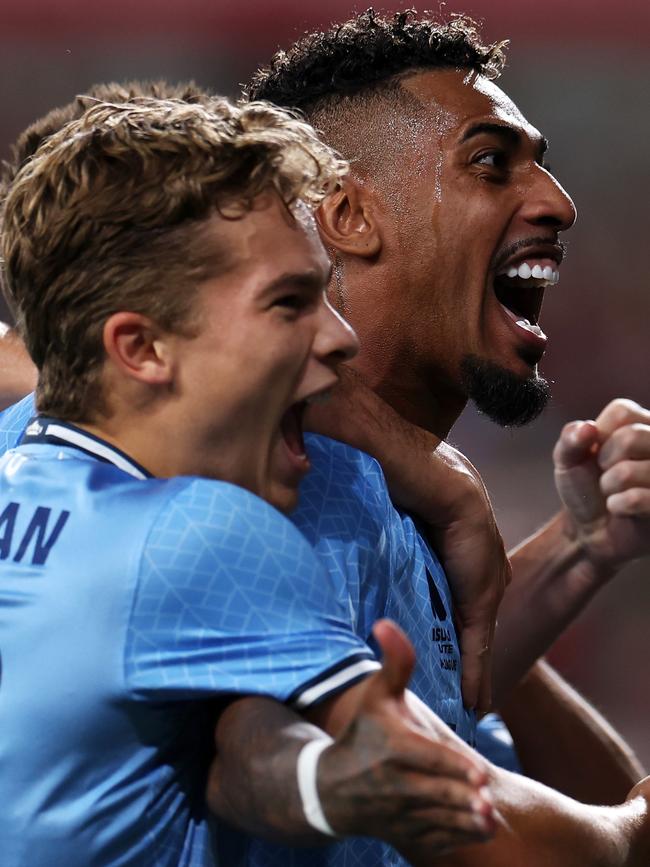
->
[522, 166, 577, 233]
[314, 297, 359, 368]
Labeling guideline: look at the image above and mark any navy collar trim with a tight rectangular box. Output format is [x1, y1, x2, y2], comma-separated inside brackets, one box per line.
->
[19, 416, 153, 480]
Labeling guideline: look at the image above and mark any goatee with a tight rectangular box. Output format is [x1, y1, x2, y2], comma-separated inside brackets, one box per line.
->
[460, 355, 550, 427]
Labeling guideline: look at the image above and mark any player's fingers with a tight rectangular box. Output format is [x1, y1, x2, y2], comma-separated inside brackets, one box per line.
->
[397, 827, 491, 867]
[370, 618, 416, 698]
[409, 776, 493, 815]
[598, 424, 650, 470]
[372, 771, 491, 816]
[455, 552, 503, 713]
[606, 488, 650, 517]
[595, 398, 650, 438]
[476, 643, 494, 718]
[553, 421, 607, 523]
[417, 803, 493, 835]
[397, 802, 495, 849]
[552, 419, 600, 469]
[600, 460, 650, 498]
[458, 621, 493, 711]
[397, 733, 488, 786]
[398, 810, 494, 846]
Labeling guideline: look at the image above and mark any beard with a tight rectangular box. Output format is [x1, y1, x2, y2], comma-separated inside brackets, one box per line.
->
[460, 355, 550, 427]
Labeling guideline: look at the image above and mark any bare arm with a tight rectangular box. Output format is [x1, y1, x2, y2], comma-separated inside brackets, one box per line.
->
[207, 620, 493, 852]
[394, 688, 650, 867]
[500, 659, 644, 805]
[436, 770, 650, 867]
[0, 323, 36, 410]
[207, 620, 650, 865]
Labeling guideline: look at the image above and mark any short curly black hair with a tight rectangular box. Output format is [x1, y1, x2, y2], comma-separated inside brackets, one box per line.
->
[247, 9, 507, 112]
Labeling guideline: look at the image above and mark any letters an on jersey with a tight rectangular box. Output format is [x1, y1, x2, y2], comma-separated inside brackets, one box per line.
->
[0, 501, 69, 565]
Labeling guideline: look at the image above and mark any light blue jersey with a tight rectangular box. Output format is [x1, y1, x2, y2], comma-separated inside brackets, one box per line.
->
[0, 393, 34, 453]
[215, 436, 475, 867]
[300, 439, 521, 770]
[298, 435, 474, 739]
[0, 417, 379, 867]
[0, 398, 520, 867]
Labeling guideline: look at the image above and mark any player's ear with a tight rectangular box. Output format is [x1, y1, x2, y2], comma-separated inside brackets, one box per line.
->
[103, 312, 173, 386]
[316, 177, 382, 259]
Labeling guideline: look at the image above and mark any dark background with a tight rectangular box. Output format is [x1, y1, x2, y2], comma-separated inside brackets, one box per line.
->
[1, 0, 649, 764]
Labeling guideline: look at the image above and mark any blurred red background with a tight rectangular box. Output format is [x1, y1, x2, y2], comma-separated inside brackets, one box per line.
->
[1, 0, 649, 764]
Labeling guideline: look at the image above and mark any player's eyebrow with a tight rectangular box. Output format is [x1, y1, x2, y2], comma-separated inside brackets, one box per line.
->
[262, 264, 333, 297]
[461, 121, 549, 162]
[461, 121, 521, 147]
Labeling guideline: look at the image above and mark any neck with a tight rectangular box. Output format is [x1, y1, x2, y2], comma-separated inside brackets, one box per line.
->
[331, 264, 466, 440]
[73, 417, 168, 478]
[73, 388, 200, 479]
[349, 355, 466, 440]
[76, 405, 259, 493]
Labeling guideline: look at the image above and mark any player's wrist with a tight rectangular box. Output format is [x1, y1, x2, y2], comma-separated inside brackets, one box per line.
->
[557, 506, 619, 586]
[296, 737, 339, 838]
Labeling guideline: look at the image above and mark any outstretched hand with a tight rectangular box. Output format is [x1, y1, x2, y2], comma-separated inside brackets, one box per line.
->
[554, 398, 650, 577]
[306, 367, 509, 713]
[317, 619, 495, 857]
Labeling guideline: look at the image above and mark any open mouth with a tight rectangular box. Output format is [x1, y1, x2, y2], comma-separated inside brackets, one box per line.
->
[279, 384, 335, 466]
[280, 400, 307, 459]
[493, 256, 561, 339]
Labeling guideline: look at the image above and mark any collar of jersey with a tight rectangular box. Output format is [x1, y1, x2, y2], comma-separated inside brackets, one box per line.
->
[19, 416, 153, 480]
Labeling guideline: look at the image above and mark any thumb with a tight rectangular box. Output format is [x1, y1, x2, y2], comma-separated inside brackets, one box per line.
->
[553, 419, 601, 470]
[371, 619, 416, 698]
[553, 420, 606, 524]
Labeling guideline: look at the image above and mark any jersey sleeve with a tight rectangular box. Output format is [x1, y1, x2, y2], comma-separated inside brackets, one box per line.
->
[0, 393, 36, 454]
[125, 478, 379, 708]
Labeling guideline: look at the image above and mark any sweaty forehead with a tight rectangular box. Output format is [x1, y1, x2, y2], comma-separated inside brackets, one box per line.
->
[400, 68, 533, 140]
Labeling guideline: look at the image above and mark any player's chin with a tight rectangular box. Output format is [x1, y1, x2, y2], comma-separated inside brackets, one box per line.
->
[264, 405, 312, 512]
[265, 479, 298, 515]
[484, 340, 546, 383]
[461, 353, 550, 428]
[263, 439, 310, 514]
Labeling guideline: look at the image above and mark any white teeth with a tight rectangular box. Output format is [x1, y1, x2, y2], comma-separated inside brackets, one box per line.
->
[499, 302, 547, 339]
[500, 262, 560, 286]
[518, 263, 532, 279]
[516, 318, 545, 337]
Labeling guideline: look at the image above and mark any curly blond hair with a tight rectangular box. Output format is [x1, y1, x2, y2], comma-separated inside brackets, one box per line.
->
[2, 95, 347, 420]
[0, 81, 215, 305]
